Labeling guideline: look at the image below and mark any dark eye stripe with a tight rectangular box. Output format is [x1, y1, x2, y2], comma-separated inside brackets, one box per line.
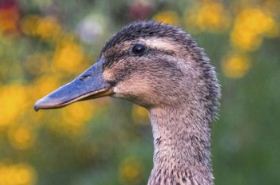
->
[149, 48, 175, 56]
[103, 46, 175, 68]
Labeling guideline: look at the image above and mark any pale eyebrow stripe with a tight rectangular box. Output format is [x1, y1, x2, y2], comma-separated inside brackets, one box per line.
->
[108, 37, 177, 53]
[140, 37, 177, 51]
[104, 37, 177, 59]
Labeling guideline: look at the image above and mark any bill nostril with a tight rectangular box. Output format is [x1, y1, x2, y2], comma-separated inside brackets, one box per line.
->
[79, 74, 92, 81]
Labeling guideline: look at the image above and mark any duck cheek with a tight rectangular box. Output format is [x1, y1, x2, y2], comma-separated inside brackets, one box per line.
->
[112, 83, 138, 99]
[112, 85, 127, 98]
[111, 82, 153, 106]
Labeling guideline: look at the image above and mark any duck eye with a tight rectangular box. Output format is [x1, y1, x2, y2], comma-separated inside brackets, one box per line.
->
[132, 44, 146, 55]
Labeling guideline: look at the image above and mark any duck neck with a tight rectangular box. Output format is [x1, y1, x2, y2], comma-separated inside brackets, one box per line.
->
[148, 104, 213, 185]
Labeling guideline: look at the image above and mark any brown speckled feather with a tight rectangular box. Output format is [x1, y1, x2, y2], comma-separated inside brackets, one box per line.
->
[99, 21, 221, 185]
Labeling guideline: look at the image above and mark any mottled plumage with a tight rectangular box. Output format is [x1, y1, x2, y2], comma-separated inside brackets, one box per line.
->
[34, 21, 221, 185]
[102, 21, 220, 121]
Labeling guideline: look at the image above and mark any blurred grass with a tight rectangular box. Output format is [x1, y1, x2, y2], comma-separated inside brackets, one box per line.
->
[0, 0, 279, 185]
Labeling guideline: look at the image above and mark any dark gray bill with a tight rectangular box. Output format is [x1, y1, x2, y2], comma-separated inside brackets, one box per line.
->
[34, 59, 112, 111]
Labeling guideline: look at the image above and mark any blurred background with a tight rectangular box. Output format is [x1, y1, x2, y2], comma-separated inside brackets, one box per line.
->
[0, 0, 279, 184]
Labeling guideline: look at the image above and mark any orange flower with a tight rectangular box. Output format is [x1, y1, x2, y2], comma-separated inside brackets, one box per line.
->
[0, 1, 19, 34]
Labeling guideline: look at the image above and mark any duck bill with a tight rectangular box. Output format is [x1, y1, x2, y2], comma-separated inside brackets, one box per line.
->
[34, 59, 112, 111]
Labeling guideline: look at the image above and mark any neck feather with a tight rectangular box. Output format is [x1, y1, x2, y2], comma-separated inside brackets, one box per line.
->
[147, 104, 214, 185]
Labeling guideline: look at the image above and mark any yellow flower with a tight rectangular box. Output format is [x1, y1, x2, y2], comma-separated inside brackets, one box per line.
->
[51, 102, 95, 136]
[52, 39, 86, 74]
[21, 15, 39, 36]
[63, 102, 94, 124]
[28, 75, 60, 124]
[154, 10, 180, 25]
[230, 30, 261, 51]
[131, 105, 149, 125]
[0, 162, 37, 185]
[119, 157, 144, 185]
[186, 1, 229, 32]
[36, 16, 62, 40]
[222, 53, 251, 79]
[8, 127, 35, 150]
[230, 7, 278, 51]
[21, 15, 62, 41]
[0, 85, 27, 127]
[31, 75, 60, 99]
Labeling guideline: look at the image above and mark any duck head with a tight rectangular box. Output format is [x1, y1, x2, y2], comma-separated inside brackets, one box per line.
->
[34, 21, 219, 119]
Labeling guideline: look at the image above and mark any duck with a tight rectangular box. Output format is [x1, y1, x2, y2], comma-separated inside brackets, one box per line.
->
[34, 21, 221, 185]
